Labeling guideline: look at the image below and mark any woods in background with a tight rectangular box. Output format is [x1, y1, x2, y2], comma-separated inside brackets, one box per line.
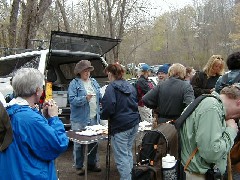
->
[0, 0, 240, 69]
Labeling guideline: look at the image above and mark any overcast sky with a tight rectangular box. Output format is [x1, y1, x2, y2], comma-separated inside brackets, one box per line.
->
[149, 0, 193, 16]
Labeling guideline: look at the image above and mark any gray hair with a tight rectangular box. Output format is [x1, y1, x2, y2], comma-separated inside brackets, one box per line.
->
[221, 83, 240, 99]
[12, 68, 44, 97]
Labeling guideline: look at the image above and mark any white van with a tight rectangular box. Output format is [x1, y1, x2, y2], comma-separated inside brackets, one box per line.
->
[0, 31, 121, 128]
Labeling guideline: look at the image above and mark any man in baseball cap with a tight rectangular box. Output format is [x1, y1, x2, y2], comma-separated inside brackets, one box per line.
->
[157, 63, 171, 84]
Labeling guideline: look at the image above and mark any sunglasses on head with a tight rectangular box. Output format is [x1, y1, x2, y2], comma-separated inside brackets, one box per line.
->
[216, 57, 223, 60]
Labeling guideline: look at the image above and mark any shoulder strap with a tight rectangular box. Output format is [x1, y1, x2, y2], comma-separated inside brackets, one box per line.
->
[175, 94, 219, 130]
[184, 147, 198, 171]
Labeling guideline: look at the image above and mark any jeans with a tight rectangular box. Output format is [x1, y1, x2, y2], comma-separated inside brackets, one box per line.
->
[111, 124, 139, 180]
[71, 119, 99, 169]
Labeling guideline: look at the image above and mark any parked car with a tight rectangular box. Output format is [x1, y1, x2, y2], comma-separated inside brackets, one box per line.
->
[137, 63, 147, 69]
[127, 76, 158, 88]
[0, 31, 121, 129]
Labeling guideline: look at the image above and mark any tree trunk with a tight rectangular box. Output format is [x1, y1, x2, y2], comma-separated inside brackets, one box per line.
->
[8, 0, 20, 48]
[106, 0, 116, 62]
[88, 0, 92, 35]
[116, 0, 127, 62]
[56, 0, 70, 32]
[17, 0, 52, 49]
[17, 0, 33, 49]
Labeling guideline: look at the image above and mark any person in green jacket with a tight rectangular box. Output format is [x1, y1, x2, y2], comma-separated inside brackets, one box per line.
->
[180, 84, 240, 180]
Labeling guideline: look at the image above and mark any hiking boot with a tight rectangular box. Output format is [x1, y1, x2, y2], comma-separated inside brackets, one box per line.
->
[76, 168, 85, 176]
[88, 164, 102, 172]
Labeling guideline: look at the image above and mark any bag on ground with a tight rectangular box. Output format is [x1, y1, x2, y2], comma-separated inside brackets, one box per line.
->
[132, 123, 178, 180]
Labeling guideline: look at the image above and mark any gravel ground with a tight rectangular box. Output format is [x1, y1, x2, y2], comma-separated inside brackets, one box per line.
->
[55, 132, 145, 180]
[56, 141, 120, 180]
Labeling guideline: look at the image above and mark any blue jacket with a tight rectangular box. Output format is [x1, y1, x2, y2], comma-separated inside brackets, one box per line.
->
[68, 77, 101, 125]
[101, 79, 140, 135]
[0, 104, 69, 180]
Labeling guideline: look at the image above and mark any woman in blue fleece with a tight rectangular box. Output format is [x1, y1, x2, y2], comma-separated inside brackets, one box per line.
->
[101, 63, 140, 180]
[0, 68, 69, 179]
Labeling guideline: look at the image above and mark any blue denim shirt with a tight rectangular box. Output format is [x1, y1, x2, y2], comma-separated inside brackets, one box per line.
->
[68, 77, 102, 125]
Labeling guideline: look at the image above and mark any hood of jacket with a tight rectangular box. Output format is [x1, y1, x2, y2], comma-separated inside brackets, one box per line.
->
[110, 79, 133, 95]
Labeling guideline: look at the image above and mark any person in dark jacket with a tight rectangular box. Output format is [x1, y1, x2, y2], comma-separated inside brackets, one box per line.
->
[191, 55, 225, 98]
[157, 63, 171, 84]
[136, 64, 154, 122]
[143, 63, 195, 124]
[101, 63, 140, 180]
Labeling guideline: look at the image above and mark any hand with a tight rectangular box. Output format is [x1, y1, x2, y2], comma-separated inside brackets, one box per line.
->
[86, 94, 94, 102]
[210, 88, 215, 93]
[42, 99, 58, 118]
[226, 119, 238, 133]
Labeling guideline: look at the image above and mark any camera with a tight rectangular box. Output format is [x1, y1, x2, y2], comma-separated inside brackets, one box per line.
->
[205, 166, 222, 180]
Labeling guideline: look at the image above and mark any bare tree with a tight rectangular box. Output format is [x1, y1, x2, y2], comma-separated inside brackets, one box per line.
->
[8, 0, 20, 48]
[56, 0, 70, 32]
[17, 0, 52, 49]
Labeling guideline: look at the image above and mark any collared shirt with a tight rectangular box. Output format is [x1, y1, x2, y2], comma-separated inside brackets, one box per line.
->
[180, 92, 237, 174]
[8, 97, 29, 106]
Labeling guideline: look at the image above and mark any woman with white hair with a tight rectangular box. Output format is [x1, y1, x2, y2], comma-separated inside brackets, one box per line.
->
[0, 68, 69, 179]
[142, 63, 195, 124]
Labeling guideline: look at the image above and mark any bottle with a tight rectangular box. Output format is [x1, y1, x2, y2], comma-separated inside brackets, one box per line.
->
[162, 154, 177, 180]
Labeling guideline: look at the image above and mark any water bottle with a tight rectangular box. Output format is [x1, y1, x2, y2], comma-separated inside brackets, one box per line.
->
[162, 154, 177, 180]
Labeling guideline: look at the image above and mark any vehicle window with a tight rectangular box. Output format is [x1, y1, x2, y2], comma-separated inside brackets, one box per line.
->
[59, 59, 107, 80]
[0, 55, 40, 77]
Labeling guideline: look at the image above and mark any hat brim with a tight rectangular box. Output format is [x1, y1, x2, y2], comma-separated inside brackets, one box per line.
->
[88, 66, 94, 71]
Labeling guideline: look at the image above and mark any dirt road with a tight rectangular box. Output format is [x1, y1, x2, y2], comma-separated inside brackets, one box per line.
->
[56, 141, 120, 180]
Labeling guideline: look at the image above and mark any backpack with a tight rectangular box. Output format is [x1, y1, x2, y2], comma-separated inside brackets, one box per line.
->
[218, 73, 240, 93]
[133, 123, 178, 180]
[132, 94, 219, 180]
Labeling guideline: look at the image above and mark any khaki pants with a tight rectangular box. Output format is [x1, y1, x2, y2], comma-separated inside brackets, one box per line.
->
[185, 171, 205, 180]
